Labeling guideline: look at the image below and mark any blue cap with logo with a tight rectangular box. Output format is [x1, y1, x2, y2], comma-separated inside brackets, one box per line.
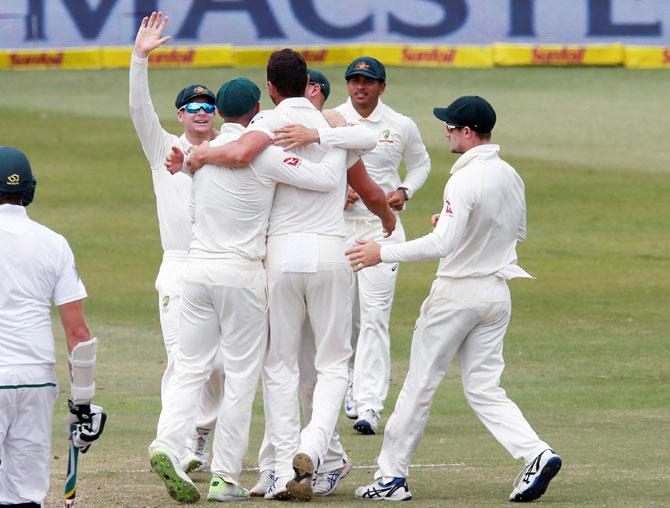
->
[175, 84, 216, 109]
[0, 146, 37, 206]
[345, 56, 386, 81]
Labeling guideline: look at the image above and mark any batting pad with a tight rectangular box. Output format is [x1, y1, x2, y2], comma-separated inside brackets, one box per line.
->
[69, 336, 97, 404]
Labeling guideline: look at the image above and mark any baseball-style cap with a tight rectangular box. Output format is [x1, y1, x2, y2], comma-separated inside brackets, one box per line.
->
[345, 56, 386, 81]
[175, 84, 216, 109]
[307, 68, 330, 100]
[433, 96, 496, 134]
[0, 146, 33, 195]
[0, 146, 36, 206]
[216, 78, 261, 117]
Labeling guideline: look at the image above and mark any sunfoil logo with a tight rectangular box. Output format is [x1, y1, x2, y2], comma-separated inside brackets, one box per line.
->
[531, 47, 586, 65]
[10, 52, 64, 66]
[402, 47, 456, 65]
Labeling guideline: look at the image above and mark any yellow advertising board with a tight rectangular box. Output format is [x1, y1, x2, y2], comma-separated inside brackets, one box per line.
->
[102, 46, 234, 69]
[0, 48, 101, 70]
[625, 46, 670, 68]
[363, 44, 492, 68]
[494, 43, 624, 66]
[233, 45, 362, 67]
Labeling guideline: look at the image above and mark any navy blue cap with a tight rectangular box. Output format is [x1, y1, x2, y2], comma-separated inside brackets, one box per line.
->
[175, 84, 216, 109]
[433, 96, 496, 134]
[345, 56, 386, 81]
[307, 68, 330, 100]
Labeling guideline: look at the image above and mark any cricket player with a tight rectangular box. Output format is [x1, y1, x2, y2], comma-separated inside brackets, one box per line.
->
[128, 11, 221, 471]
[347, 96, 562, 502]
[150, 77, 351, 504]
[249, 67, 394, 498]
[0, 146, 105, 506]
[336, 56, 432, 435]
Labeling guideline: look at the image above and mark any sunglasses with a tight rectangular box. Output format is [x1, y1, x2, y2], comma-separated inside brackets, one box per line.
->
[181, 102, 216, 114]
[445, 123, 464, 133]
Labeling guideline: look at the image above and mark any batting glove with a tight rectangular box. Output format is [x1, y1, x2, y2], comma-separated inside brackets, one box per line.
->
[65, 399, 107, 453]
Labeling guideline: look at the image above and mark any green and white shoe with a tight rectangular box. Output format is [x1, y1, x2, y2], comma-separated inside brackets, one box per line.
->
[149, 446, 200, 504]
[207, 476, 250, 502]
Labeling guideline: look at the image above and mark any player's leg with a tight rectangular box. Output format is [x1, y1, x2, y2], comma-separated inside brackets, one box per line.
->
[458, 290, 559, 502]
[152, 274, 220, 458]
[352, 220, 405, 434]
[0, 379, 57, 505]
[208, 265, 267, 493]
[374, 279, 475, 479]
[263, 269, 306, 492]
[298, 265, 352, 471]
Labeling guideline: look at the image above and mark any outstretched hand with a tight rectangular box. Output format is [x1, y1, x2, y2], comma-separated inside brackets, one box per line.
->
[134, 11, 171, 59]
[345, 239, 382, 272]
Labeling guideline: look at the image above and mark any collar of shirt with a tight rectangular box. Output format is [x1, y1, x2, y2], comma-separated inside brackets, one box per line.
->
[450, 143, 501, 174]
[343, 97, 386, 123]
[220, 122, 245, 134]
[0, 203, 27, 219]
[276, 96, 317, 112]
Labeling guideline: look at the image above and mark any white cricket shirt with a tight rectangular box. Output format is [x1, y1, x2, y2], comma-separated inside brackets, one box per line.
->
[246, 97, 350, 237]
[129, 54, 192, 253]
[0, 205, 87, 368]
[336, 98, 431, 220]
[188, 122, 348, 260]
[381, 144, 529, 278]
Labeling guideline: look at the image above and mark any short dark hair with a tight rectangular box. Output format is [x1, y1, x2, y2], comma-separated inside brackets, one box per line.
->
[267, 48, 307, 98]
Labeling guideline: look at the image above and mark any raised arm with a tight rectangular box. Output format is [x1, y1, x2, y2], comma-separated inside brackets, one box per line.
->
[128, 11, 174, 168]
[347, 159, 396, 237]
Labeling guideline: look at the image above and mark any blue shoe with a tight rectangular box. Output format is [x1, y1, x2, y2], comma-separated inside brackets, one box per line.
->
[355, 477, 412, 501]
[509, 449, 562, 502]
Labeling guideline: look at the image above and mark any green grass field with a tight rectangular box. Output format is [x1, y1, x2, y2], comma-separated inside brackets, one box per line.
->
[0, 65, 668, 507]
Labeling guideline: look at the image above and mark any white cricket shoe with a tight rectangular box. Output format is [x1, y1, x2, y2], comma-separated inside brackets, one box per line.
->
[250, 469, 275, 497]
[353, 408, 379, 435]
[344, 380, 358, 419]
[355, 477, 412, 501]
[207, 476, 250, 501]
[264, 473, 292, 500]
[509, 449, 562, 502]
[313, 459, 352, 496]
[149, 445, 200, 504]
[181, 427, 210, 473]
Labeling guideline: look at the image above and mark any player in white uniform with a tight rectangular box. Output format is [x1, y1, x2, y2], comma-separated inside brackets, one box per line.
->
[0, 147, 105, 507]
[149, 77, 350, 504]
[128, 12, 221, 471]
[348, 96, 562, 503]
[175, 51, 395, 502]
[248, 68, 396, 498]
[335, 56, 432, 435]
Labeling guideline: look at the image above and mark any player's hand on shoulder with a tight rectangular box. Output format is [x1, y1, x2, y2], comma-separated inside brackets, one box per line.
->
[65, 399, 107, 453]
[322, 109, 346, 128]
[431, 213, 441, 228]
[273, 124, 319, 151]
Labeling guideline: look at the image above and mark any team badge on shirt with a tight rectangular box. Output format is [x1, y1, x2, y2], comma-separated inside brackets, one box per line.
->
[162, 295, 170, 311]
[378, 129, 394, 144]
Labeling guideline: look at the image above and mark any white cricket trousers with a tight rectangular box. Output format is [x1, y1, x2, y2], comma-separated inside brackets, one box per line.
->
[153, 259, 267, 484]
[156, 252, 223, 438]
[264, 234, 352, 481]
[0, 366, 57, 505]
[258, 319, 348, 474]
[346, 218, 405, 415]
[376, 276, 549, 479]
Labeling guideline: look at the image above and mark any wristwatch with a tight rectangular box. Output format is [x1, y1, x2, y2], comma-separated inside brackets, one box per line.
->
[398, 187, 409, 200]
